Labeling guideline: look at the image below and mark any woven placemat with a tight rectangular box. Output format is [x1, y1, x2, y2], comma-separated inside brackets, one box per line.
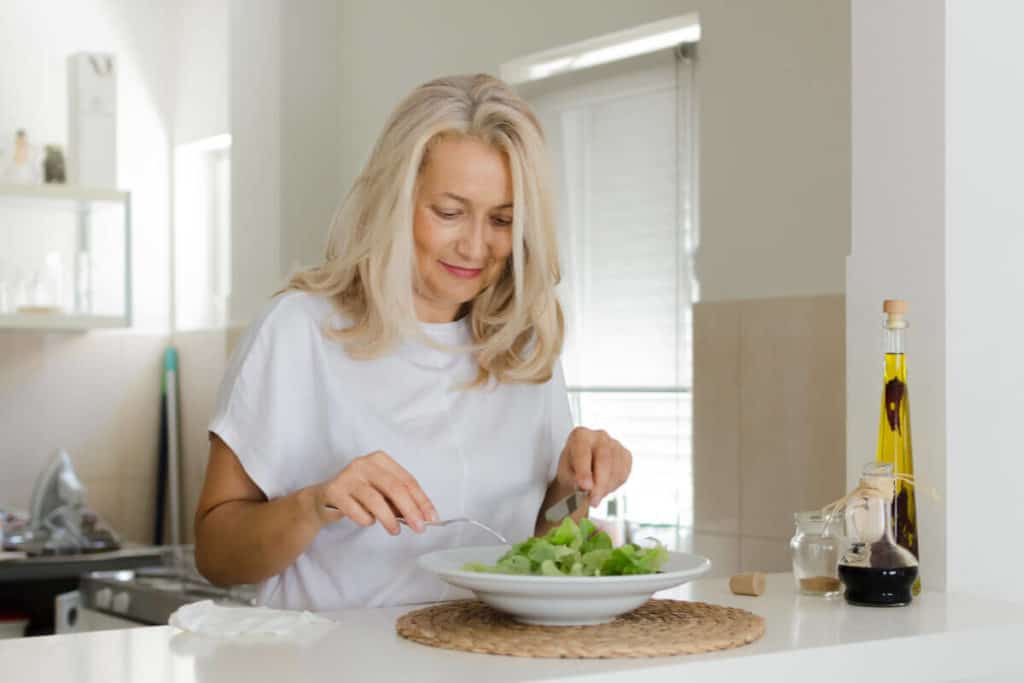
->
[396, 599, 765, 659]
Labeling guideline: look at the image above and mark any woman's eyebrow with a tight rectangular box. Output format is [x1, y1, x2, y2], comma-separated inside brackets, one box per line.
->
[441, 192, 513, 210]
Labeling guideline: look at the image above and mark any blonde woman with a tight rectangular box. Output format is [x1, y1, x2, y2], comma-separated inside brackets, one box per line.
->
[194, 74, 632, 611]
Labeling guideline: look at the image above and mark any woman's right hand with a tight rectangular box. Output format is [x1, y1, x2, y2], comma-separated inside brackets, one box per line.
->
[311, 451, 438, 535]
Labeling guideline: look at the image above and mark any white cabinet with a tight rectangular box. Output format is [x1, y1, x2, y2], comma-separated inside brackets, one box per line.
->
[0, 183, 131, 330]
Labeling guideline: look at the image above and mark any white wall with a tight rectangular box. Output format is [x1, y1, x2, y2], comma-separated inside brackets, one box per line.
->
[174, 0, 229, 145]
[279, 0, 342, 278]
[848, 0, 948, 590]
[228, 0, 281, 326]
[0, 0, 180, 330]
[946, 0, 1024, 603]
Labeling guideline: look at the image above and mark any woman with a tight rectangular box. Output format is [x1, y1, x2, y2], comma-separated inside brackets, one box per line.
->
[194, 74, 632, 611]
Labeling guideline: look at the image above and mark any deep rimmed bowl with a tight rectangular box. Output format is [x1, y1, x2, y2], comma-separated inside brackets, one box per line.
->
[418, 545, 712, 626]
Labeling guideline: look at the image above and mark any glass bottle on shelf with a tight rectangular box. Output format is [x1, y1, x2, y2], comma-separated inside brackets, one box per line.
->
[876, 299, 921, 595]
[3, 129, 41, 184]
[790, 511, 842, 597]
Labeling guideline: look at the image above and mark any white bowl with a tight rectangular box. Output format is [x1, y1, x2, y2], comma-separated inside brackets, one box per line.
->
[418, 545, 711, 626]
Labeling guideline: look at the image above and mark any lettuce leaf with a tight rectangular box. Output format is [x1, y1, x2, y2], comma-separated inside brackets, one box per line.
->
[461, 517, 669, 577]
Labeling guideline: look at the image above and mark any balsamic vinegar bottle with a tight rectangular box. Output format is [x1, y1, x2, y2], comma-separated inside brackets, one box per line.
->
[876, 299, 921, 595]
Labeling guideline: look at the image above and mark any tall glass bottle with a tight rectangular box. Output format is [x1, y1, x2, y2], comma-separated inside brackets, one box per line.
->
[876, 299, 920, 594]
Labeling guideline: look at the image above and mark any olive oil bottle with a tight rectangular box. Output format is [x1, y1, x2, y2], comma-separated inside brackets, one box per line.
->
[876, 299, 921, 595]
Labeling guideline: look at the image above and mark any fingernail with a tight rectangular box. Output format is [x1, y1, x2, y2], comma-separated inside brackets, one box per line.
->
[581, 479, 593, 491]
[430, 510, 440, 523]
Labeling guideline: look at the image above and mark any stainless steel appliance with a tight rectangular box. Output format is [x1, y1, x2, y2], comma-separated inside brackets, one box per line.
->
[57, 566, 256, 633]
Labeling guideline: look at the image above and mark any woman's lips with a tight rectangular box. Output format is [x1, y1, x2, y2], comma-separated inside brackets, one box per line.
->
[440, 261, 483, 279]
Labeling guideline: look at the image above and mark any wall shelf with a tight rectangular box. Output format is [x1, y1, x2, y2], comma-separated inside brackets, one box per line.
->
[0, 313, 128, 332]
[0, 183, 132, 331]
[0, 183, 129, 203]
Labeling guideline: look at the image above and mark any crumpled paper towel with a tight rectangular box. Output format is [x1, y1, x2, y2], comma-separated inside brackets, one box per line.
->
[169, 600, 335, 642]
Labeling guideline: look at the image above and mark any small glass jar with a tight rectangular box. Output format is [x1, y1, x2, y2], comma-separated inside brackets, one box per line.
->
[790, 511, 842, 597]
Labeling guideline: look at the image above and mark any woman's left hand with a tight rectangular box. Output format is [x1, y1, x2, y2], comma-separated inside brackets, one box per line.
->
[555, 427, 632, 509]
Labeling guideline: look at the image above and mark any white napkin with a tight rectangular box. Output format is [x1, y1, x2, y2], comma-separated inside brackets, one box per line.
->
[169, 600, 335, 642]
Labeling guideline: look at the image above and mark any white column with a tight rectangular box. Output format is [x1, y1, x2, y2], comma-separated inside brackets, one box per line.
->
[945, 0, 1024, 603]
[848, 0, 948, 590]
[228, 0, 282, 327]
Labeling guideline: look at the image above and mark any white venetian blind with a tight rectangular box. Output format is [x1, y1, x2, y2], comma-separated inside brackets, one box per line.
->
[528, 49, 698, 544]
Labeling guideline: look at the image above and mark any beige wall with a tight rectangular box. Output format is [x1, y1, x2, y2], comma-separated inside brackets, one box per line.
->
[230, 1, 849, 315]
[313, 0, 850, 301]
[693, 295, 846, 575]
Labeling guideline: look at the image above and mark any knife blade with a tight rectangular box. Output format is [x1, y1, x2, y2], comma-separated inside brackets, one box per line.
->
[544, 487, 590, 523]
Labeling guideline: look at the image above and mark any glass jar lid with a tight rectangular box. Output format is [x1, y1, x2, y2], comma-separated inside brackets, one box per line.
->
[794, 510, 836, 536]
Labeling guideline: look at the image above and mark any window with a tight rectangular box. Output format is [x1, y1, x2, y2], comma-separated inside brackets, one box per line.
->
[528, 49, 698, 548]
[173, 135, 231, 331]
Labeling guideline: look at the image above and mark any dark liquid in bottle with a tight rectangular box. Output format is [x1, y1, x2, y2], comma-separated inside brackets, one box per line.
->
[838, 565, 918, 607]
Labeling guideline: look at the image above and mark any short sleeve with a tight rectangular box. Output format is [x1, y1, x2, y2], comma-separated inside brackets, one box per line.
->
[208, 293, 320, 500]
[546, 359, 576, 483]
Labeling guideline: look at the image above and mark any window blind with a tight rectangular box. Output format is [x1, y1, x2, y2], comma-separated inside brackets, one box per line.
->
[529, 49, 698, 542]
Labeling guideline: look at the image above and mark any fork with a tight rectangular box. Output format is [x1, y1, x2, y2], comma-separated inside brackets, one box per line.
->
[323, 505, 508, 544]
[397, 517, 509, 544]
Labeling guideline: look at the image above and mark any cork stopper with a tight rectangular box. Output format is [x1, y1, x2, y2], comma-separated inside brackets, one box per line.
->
[883, 299, 907, 315]
[729, 572, 766, 597]
[883, 299, 908, 328]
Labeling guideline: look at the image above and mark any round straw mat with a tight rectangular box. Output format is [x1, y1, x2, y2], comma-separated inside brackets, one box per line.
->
[396, 599, 765, 659]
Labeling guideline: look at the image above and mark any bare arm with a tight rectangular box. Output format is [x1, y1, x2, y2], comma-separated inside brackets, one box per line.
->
[194, 435, 438, 587]
[193, 435, 328, 586]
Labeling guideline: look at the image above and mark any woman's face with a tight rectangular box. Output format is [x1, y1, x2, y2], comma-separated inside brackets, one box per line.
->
[412, 136, 514, 323]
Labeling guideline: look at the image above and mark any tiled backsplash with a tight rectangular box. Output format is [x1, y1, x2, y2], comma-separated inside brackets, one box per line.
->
[693, 294, 846, 576]
[174, 329, 232, 544]
[0, 328, 235, 546]
[0, 331, 166, 544]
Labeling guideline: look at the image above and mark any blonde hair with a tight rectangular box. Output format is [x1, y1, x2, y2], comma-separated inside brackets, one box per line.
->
[288, 74, 563, 385]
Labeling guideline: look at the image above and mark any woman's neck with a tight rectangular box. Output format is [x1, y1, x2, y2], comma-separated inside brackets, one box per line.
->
[413, 298, 470, 323]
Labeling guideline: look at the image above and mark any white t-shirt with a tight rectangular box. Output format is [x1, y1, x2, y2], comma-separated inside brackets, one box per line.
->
[208, 291, 574, 611]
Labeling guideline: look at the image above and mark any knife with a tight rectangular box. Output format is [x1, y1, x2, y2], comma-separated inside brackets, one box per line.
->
[544, 487, 590, 524]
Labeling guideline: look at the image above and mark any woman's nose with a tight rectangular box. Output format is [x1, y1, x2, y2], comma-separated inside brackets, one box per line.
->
[455, 219, 488, 261]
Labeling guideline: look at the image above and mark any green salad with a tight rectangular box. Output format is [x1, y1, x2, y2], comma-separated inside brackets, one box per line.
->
[462, 517, 669, 577]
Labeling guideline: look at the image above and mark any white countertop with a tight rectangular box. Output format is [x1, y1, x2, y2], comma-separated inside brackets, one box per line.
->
[2, 573, 1024, 683]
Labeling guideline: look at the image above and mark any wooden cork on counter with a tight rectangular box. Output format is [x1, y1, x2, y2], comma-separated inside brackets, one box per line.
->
[729, 572, 766, 597]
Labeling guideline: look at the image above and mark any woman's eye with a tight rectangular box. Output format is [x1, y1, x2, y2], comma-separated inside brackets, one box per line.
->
[492, 216, 513, 227]
[433, 207, 461, 220]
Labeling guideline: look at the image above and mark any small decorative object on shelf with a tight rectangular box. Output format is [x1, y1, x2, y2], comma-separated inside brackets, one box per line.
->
[44, 145, 66, 183]
[68, 53, 117, 187]
[3, 130, 42, 185]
